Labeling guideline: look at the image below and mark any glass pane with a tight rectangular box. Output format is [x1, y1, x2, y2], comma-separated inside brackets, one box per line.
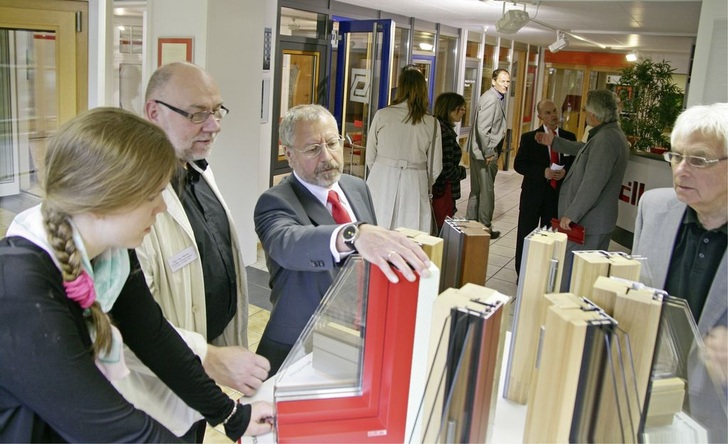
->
[280, 7, 327, 39]
[521, 50, 538, 132]
[413, 30, 435, 54]
[0, 28, 58, 201]
[279, 50, 319, 161]
[391, 26, 410, 101]
[462, 63, 478, 130]
[435, 34, 458, 97]
[545, 67, 584, 136]
[341, 27, 380, 179]
[275, 257, 368, 400]
[641, 295, 727, 442]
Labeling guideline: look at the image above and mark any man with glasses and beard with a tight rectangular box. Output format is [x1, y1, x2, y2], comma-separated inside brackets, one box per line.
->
[134, 62, 270, 441]
[254, 104, 432, 375]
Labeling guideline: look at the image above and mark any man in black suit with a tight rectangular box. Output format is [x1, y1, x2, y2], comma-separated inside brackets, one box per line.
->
[254, 104, 431, 375]
[513, 99, 576, 276]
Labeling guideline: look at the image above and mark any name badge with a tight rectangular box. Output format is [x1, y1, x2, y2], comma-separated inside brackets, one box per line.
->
[167, 246, 198, 272]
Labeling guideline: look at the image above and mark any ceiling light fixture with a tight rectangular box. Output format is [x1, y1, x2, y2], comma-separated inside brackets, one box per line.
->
[626, 51, 638, 62]
[548, 30, 569, 53]
[495, 3, 530, 34]
[418, 42, 434, 51]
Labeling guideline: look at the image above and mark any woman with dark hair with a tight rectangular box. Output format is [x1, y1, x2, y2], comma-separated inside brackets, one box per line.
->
[366, 66, 443, 232]
[432, 92, 468, 230]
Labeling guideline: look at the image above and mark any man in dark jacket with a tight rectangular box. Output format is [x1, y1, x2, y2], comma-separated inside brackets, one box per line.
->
[514, 99, 576, 277]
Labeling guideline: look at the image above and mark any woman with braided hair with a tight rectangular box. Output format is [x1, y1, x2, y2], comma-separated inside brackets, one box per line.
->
[0, 107, 273, 442]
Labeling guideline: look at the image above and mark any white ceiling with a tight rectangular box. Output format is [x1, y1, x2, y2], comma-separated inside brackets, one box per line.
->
[113, 0, 703, 56]
[335, 0, 703, 55]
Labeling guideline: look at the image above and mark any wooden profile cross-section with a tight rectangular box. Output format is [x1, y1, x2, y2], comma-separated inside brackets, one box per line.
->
[420, 284, 509, 443]
[503, 228, 567, 404]
[439, 218, 490, 293]
[569, 250, 641, 299]
[590, 276, 664, 442]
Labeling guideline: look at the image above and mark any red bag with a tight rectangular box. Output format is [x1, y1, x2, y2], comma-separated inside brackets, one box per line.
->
[550, 218, 585, 244]
[432, 182, 454, 232]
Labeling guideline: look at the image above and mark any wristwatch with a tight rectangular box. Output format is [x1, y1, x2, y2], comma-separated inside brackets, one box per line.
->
[342, 222, 366, 250]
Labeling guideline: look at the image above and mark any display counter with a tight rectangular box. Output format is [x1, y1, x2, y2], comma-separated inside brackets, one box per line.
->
[613, 150, 673, 249]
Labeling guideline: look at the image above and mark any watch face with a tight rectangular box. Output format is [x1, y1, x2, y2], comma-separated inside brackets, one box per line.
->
[343, 224, 357, 240]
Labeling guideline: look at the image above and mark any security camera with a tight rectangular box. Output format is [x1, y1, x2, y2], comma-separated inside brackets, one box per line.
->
[548, 31, 569, 53]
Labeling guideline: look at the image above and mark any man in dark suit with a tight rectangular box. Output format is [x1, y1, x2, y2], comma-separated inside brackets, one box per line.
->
[254, 104, 431, 375]
[536, 90, 630, 291]
[513, 99, 576, 276]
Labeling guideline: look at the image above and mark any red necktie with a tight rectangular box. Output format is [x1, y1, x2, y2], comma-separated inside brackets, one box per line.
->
[328, 190, 352, 224]
[550, 130, 559, 189]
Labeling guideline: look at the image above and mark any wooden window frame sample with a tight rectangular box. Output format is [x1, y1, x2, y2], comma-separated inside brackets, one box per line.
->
[418, 283, 510, 443]
[524, 293, 641, 442]
[503, 228, 568, 404]
[274, 256, 440, 443]
[569, 250, 642, 299]
[439, 217, 491, 293]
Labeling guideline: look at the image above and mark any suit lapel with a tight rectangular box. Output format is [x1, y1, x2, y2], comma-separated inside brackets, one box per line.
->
[287, 174, 336, 226]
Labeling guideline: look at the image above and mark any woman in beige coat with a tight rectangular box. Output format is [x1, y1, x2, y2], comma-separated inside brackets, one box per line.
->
[366, 66, 443, 232]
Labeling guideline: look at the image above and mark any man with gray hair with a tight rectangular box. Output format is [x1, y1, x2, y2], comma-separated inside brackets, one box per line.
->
[536, 89, 630, 290]
[254, 104, 432, 375]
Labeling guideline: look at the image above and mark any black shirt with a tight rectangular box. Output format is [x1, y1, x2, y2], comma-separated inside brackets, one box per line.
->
[665, 206, 728, 322]
[0, 237, 250, 442]
[179, 160, 237, 341]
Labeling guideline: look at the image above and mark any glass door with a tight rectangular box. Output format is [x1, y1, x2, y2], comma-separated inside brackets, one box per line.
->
[0, 1, 85, 205]
[333, 19, 395, 179]
[544, 66, 586, 139]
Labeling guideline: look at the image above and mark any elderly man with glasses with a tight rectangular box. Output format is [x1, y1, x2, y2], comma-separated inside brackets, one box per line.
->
[254, 104, 432, 375]
[633, 103, 727, 443]
[130, 62, 270, 441]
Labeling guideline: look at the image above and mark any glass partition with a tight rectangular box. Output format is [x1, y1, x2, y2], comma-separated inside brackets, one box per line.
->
[544, 66, 585, 137]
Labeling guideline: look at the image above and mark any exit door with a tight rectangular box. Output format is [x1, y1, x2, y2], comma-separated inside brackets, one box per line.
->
[333, 19, 394, 179]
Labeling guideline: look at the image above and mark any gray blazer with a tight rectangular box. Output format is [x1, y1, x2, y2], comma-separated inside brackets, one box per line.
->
[253, 173, 376, 345]
[633, 187, 728, 336]
[466, 87, 507, 160]
[553, 121, 630, 235]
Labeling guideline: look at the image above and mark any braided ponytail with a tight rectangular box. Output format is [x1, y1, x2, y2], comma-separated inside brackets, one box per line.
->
[41, 203, 112, 358]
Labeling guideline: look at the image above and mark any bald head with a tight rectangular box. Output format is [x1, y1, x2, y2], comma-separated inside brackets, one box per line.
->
[536, 99, 560, 131]
[144, 62, 224, 162]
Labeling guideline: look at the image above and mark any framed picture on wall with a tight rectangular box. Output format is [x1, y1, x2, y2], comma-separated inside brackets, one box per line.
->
[157, 37, 193, 67]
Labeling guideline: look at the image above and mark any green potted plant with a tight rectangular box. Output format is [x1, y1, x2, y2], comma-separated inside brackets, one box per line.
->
[617, 58, 684, 153]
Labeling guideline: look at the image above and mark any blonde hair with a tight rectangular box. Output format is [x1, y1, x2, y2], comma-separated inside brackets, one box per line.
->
[41, 107, 177, 356]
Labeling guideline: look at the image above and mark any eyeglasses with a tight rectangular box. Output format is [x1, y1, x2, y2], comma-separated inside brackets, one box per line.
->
[663, 151, 728, 168]
[154, 100, 229, 124]
[292, 136, 344, 158]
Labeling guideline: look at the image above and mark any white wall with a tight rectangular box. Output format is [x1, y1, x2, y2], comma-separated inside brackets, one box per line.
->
[205, 0, 266, 266]
[138, 0, 265, 266]
[687, 0, 728, 106]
